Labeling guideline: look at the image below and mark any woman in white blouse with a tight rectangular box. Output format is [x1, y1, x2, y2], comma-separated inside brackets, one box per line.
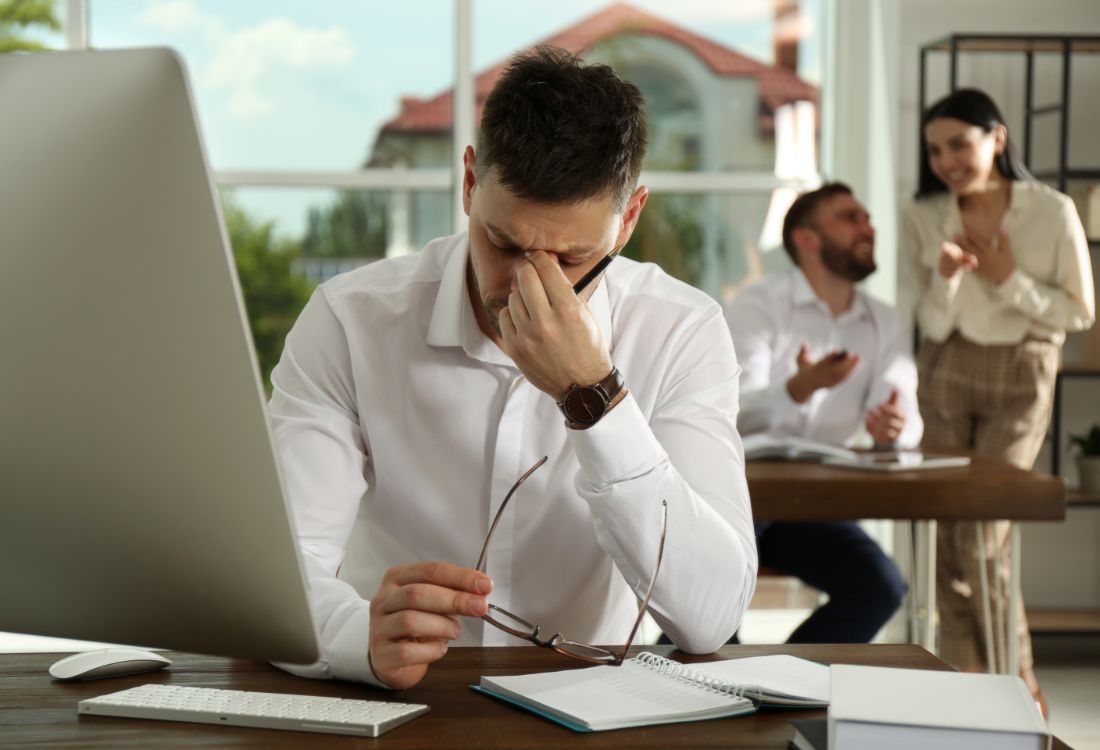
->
[903, 88, 1095, 703]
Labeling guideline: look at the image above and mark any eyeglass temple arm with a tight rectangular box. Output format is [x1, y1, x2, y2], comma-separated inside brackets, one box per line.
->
[617, 499, 668, 663]
[475, 456, 549, 571]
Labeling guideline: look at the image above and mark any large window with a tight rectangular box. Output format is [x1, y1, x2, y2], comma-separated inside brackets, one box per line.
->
[70, 0, 825, 371]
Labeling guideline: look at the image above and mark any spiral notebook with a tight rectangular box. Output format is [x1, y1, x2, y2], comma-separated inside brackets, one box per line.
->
[472, 652, 829, 732]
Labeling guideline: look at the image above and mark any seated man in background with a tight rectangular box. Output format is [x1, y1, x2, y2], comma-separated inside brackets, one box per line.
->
[268, 46, 757, 690]
[726, 183, 922, 643]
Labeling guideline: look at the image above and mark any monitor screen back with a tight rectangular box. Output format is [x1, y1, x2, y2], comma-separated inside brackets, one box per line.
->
[0, 48, 319, 665]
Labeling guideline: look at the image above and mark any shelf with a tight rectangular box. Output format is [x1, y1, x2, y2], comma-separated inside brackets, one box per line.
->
[1058, 366, 1100, 376]
[1028, 608, 1100, 633]
[923, 35, 1100, 54]
[1033, 169, 1100, 182]
[1068, 489, 1100, 507]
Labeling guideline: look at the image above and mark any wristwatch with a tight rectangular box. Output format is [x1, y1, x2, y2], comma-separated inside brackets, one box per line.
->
[557, 367, 625, 429]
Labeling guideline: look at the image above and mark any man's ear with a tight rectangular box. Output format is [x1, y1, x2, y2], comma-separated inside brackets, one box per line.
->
[462, 145, 477, 217]
[614, 185, 649, 248]
[790, 225, 820, 262]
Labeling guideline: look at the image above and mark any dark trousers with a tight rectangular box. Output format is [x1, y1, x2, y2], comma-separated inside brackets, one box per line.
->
[755, 520, 906, 643]
[659, 520, 906, 645]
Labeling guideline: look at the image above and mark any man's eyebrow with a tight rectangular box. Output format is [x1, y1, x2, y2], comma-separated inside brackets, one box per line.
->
[484, 222, 599, 257]
[484, 223, 520, 247]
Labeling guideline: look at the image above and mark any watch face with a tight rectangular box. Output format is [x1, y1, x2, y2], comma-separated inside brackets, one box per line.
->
[564, 387, 606, 424]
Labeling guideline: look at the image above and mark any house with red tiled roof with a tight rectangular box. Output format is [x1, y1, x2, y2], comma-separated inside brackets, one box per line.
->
[368, 1, 818, 269]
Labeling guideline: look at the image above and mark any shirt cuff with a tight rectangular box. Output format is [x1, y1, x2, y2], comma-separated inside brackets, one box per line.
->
[930, 269, 962, 301]
[993, 268, 1035, 305]
[566, 392, 666, 487]
[326, 601, 390, 688]
[768, 376, 804, 415]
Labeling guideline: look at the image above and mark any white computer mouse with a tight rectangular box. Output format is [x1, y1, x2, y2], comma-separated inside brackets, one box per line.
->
[49, 647, 172, 681]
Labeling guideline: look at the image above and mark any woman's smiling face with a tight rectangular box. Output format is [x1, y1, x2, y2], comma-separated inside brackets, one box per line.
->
[923, 116, 1007, 196]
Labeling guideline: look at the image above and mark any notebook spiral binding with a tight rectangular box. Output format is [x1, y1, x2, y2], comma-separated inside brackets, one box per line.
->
[633, 652, 754, 700]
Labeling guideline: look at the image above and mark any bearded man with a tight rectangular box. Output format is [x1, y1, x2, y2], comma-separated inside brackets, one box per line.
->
[723, 182, 921, 644]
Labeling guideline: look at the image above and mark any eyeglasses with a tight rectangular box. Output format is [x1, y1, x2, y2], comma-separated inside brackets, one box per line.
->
[474, 455, 667, 665]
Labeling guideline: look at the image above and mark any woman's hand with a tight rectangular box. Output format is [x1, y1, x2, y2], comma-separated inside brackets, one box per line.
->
[938, 240, 978, 279]
[954, 229, 1016, 285]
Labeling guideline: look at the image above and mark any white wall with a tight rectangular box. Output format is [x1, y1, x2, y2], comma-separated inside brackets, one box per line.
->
[898, 0, 1100, 201]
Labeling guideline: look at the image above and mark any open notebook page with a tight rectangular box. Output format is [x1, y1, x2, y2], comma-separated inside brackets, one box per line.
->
[479, 658, 753, 731]
[684, 654, 830, 705]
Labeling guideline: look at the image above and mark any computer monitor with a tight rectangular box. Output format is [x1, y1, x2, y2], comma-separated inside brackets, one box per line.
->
[0, 48, 319, 664]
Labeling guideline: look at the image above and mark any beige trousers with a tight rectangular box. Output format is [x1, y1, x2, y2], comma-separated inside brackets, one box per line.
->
[917, 333, 1058, 677]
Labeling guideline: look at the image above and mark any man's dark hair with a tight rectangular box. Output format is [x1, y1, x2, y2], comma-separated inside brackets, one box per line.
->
[781, 182, 854, 265]
[476, 46, 647, 212]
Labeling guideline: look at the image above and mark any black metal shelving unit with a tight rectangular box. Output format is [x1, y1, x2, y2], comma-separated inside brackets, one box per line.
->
[918, 34, 1100, 194]
[1052, 368, 1100, 477]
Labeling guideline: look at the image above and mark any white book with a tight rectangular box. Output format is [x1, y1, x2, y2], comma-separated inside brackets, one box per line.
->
[829, 665, 1050, 750]
[742, 434, 858, 462]
[473, 652, 829, 732]
[822, 450, 971, 473]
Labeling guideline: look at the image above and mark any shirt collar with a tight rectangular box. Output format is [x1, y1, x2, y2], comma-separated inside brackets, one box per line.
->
[790, 267, 870, 322]
[940, 179, 1033, 236]
[790, 267, 819, 308]
[426, 232, 615, 367]
[1007, 179, 1034, 218]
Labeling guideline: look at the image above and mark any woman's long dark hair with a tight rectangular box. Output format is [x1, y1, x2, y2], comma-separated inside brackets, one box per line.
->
[916, 88, 1034, 199]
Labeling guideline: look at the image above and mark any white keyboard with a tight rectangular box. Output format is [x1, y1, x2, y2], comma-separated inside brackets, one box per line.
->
[78, 683, 429, 737]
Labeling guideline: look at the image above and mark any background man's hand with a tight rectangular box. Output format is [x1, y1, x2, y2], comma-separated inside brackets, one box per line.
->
[865, 389, 906, 446]
[938, 239, 978, 279]
[368, 562, 491, 689]
[786, 343, 860, 404]
[498, 251, 613, 398]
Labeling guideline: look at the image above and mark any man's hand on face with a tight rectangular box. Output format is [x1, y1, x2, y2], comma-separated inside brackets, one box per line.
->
[498, 250, 614, 398]
[368, 562, 491, 689]
[864, 389, 906, 446]
[786, 343, 861, 404]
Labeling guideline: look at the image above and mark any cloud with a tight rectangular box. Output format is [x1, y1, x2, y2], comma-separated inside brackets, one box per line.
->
[138, 0, 222, 39]
[138, 1, 355, 119]
[646, 0, 774, 23]
[204, 18, 355, 117]
[641, 0, 816, 39]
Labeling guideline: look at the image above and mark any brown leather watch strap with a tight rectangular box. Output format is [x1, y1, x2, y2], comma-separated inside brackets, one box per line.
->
[557, 367, 625, 429]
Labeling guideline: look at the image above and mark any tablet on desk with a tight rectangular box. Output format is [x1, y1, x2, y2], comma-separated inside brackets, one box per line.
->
[822, 451, 971, 473]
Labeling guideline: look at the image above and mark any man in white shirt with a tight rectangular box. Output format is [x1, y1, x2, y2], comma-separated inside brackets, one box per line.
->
[268, 47, 757, 689]
[725, 183, 920, 643]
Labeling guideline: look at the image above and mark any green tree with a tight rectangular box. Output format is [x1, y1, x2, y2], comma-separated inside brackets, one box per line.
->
[623, 193, 705, 286]
[302, 190, 388, 258]
[0, 0, 60, 53]
[223, 199, 314, 387]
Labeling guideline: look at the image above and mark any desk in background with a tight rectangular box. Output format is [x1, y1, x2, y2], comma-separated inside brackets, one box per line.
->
[746, 455, 1066, 675]
[0, 646, 1072, 749]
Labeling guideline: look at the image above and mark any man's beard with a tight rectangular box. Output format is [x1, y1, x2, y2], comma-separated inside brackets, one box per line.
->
[820, 237, 876, 282]
[483, 300, 506, 337]
[467, 265, 508, 337]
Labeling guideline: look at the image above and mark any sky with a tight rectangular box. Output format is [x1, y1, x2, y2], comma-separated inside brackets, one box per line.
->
[28, 0, 823, 238]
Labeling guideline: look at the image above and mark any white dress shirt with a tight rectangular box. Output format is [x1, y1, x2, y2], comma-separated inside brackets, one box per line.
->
[902, 180, 1095, 346]
[725, 268, 922, 449]
[267, 232, 757, 687]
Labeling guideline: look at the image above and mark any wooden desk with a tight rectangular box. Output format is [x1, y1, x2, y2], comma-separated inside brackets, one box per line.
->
[746, 455, 1065, 521]
[0, 646, 1071, 749]
[746, 456, 1067, 675]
